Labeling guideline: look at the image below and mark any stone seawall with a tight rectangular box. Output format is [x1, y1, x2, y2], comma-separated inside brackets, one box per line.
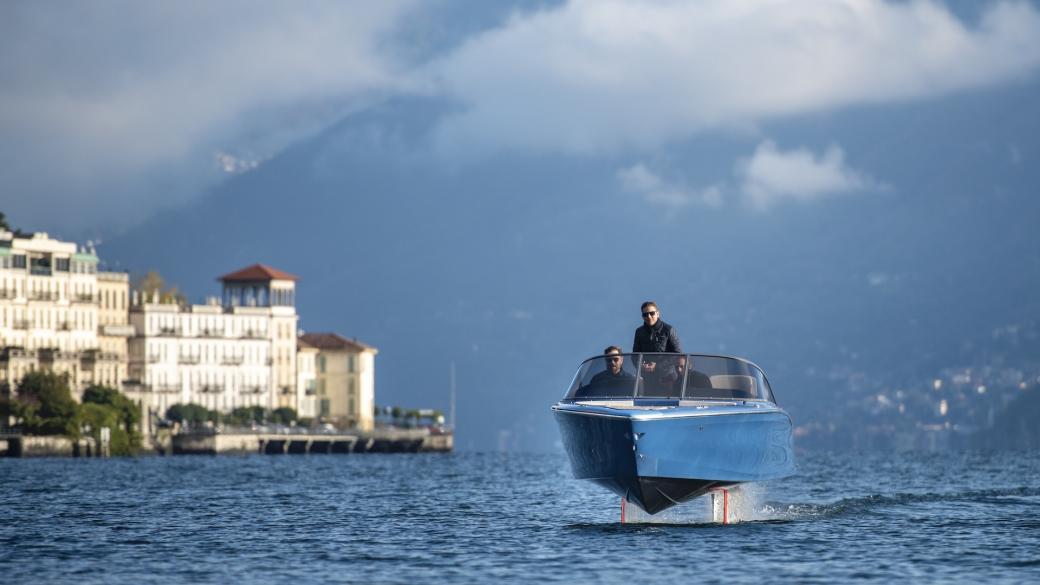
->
[1, 435, 98, 457]
[173, 428, 452, 455]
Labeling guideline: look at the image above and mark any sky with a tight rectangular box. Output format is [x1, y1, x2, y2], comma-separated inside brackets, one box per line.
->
[3, 0, 1040, 234]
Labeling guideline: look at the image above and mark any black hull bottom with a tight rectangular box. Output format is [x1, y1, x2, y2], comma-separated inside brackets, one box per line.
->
[592, 476, 738, 515]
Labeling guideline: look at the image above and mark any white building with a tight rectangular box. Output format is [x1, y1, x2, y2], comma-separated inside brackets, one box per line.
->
[296, 337, 319, 419]
[126, 264, 299, 422]
[0, 230, 131, 398]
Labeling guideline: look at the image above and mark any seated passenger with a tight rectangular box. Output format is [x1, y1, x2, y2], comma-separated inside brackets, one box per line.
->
[586, 346, 636, 396]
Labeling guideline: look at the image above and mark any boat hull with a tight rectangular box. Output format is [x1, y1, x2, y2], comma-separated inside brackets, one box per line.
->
[553, 403, 794, 514]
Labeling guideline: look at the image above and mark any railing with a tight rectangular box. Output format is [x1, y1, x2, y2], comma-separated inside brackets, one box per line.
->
[0, 289, 15, 299]
[221, 356, 244, 365]
[241, 330, 267, 339]
[0, 348, 30, 359]
[147, 354, 162, 363]
[177, 355, 200, 365]
[29, 291, 59, 301]
[200, 329, 224, 338]
[74, 293, 97, 303]
[13, 320, 31, 330]
[157, 327, 177, 337]
[155, 384, 181, 394]
[199, 385, 224, 394]
[240, 386, 264, 395]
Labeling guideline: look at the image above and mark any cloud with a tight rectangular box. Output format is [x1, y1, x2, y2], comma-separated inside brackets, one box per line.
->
[619, 139, 880, 211]
[737, 141, 879, 210]
[432, 0, 1040, 156]
[0, 1, 416, 233]
[617, 163, 722, 209]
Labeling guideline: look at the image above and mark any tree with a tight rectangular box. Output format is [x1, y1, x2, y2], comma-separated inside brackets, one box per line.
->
[82, 384, 142, 451]
[226, 405, 266, 426]
[133, 270, 186, 304]
[271, 407, 297, 425]
[0, 211, 9, 232]
[16, 371, 80, 436]
[165, 403, 217, 425]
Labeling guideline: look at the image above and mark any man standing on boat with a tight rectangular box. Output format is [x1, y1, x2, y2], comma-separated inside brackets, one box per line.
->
[633, 302, 684, 392]
[632, 301, 682, 357]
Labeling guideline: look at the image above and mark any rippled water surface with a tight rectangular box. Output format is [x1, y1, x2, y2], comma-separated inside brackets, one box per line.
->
[2, 450, 1038, 584]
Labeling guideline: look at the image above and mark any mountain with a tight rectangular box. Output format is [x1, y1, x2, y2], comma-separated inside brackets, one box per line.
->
[101, 79, 1040, 451]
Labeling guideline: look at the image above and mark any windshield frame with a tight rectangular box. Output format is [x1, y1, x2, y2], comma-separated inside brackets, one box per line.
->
[564, 352, 776, 404]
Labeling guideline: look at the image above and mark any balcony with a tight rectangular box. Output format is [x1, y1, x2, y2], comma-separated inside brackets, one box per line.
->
[240, 385, 264, 395]
[155, 384, 181, 394]
[200, 328, 224, 338]
[29, 291, 59, 301]
[101, 324, 135, 337]
[221, 356, 244, 366]
[157, 327, 177, 337]
[177, 355, 200, 365]
[199, 384, 224, 394]
[0, 347, 30, 360]
[241, 329, 266, 340]
[73, 293, 97, 303]
[0, 289, 15, 299]
[147, 354, 162, 364]
[13, 320, 31, 330]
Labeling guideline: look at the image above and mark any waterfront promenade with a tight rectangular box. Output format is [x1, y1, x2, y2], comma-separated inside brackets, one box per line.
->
[0, 426, 452, 457]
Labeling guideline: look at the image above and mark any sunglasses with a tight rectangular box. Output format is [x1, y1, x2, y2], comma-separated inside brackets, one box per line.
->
[642, 311, 657, 318]
[607, 356, 622, 363]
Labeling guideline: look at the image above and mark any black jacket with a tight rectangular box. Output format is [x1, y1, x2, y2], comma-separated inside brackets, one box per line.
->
[632, 320, 682, 353]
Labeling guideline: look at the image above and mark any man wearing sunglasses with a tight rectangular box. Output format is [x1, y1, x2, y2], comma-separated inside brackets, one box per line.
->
[587, 345, 636, 396]
[632, 301, 682, 356]
[633, 301, 684, 392]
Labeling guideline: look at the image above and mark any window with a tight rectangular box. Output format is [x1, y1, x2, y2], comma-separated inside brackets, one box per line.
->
[12, 255, 26, 269]
[55, 258, 70, 272]
[320, 399, 330, 417]
[348, 355, 356, 373]
[318, 355, 326, 373]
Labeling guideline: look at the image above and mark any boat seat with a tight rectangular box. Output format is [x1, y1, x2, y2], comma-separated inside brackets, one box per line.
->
[709, 375, 756, 397]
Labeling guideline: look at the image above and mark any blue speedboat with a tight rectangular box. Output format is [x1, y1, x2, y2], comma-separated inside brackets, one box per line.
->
[552, 352, 794, 514]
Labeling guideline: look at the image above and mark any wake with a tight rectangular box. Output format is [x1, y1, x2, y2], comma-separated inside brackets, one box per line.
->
[619, 485, 1040, 525]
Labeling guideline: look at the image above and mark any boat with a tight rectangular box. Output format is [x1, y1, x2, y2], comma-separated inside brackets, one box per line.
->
[552, 352, 795, 515]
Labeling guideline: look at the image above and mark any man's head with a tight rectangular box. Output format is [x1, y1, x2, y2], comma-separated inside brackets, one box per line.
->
[641, 301, 659, 327]
[604, 345, 623, 374]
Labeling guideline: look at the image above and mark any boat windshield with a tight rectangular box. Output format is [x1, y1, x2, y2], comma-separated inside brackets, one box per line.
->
[565, 353, 775, 403]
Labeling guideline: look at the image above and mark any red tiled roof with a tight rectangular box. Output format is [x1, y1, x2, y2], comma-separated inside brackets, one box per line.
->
[299, 332, 378, 353]
[218, 263, 299, 282]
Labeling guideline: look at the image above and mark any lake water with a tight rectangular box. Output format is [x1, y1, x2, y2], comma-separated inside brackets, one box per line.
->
[2, 450, 1038, 584]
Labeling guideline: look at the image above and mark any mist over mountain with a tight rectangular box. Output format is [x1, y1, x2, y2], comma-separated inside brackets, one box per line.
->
[100, 76, 1040, 451]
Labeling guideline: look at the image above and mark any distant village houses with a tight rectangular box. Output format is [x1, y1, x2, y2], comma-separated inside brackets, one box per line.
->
[0, 229, 376, 433]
